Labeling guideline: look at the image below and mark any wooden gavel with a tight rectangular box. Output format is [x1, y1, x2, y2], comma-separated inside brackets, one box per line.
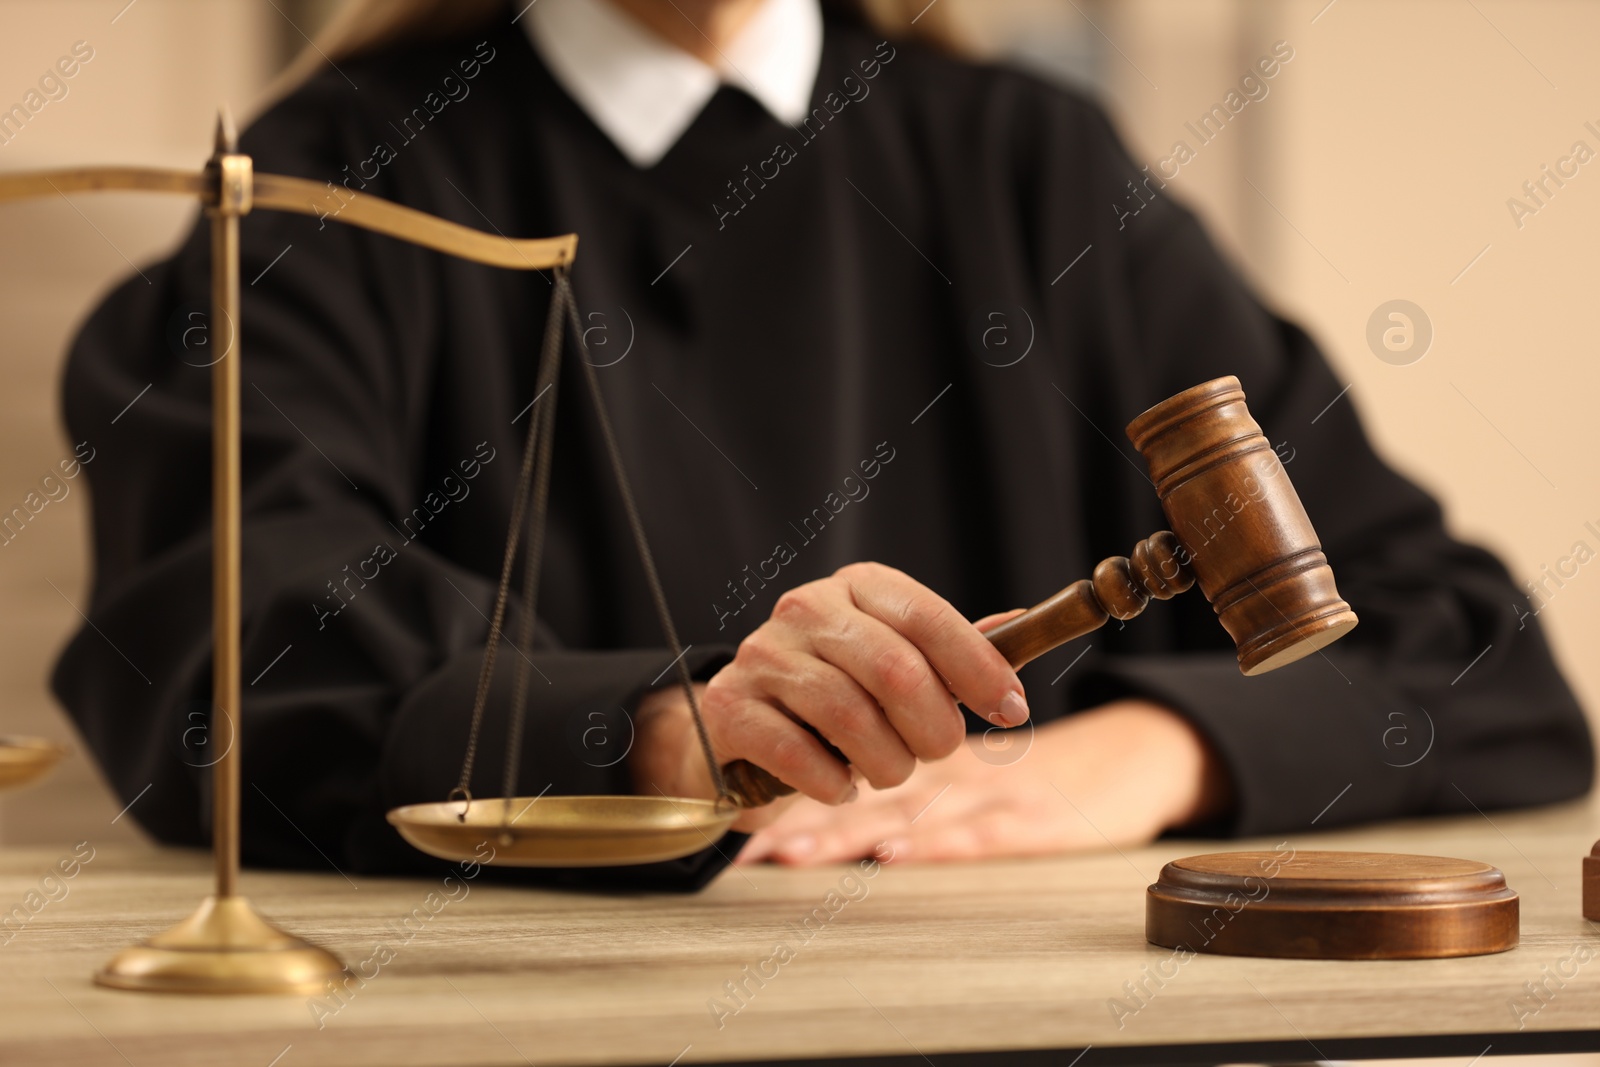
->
[721, 376, 1359, 807]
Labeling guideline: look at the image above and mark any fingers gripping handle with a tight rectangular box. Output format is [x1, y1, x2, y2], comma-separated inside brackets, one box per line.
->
[717, 532, 1196, 809]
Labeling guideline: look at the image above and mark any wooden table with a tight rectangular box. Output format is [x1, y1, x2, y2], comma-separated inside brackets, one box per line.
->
[5, 799, 1600, 1067]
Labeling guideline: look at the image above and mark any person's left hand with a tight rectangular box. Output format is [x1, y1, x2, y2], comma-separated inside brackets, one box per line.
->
[735, 698, 1233, 866]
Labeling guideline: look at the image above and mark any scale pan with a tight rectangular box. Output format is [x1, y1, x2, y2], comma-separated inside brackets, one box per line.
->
[0, 737, 68, 792]
[387, 795, 739, 867]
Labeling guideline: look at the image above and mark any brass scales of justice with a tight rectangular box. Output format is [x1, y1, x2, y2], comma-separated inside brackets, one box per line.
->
[0, 107, 1520, 992]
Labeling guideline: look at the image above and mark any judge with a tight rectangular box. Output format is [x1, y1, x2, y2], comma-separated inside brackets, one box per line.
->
[54, 0, 1590, 889]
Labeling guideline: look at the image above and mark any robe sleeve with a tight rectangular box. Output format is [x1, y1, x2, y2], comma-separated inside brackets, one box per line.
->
[1052, 99, 1593, 834]
[50, 72, 742, 889]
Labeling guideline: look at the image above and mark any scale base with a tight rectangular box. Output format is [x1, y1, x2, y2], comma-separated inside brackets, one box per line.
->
[95, 894, 345, 995]
[0, 737, 68, 792]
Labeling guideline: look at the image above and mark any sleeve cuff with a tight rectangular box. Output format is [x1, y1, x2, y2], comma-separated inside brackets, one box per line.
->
[1067, 650, 1431, 838]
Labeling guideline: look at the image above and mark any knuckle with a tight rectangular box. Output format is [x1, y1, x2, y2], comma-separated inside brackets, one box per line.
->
[771, 585, 822, 626]
[699, 677, 734, 723]
[832, 561, 876, 582]
[733, 629, 783, 671]
[700, 680, 746, 739]
[716, 698, 764, 754]
[766, 729, 814, 779]
[899, 591, 956, 643]
[821, 694, 877, 744]
[834, 561, 909, 593]
[873, 646, 931, 702]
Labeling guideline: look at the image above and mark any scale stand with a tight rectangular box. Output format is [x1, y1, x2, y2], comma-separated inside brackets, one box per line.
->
[0, 108, 577, 993]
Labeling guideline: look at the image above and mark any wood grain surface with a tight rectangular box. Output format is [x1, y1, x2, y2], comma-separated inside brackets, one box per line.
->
[2, 800, 1598, 1067]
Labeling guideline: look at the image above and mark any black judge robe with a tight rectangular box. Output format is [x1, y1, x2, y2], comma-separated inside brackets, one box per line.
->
[52, 12, 1591, 890]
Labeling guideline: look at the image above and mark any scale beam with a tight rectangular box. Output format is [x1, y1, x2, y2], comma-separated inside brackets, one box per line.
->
[253, 173, 575, 269]
[0, 166, 576, 271]
[0, 166, 207, 201]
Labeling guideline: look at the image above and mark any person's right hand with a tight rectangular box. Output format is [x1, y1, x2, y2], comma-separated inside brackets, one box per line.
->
[630, 562, 1030, 832]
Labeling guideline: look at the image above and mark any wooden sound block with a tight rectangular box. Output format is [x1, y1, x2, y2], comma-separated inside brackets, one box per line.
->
[1582, 840, 1600, 920]
[1146, 850, 1519, 960]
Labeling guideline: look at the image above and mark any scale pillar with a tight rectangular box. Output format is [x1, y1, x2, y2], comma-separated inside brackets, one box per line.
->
[95, 109, 346, 996]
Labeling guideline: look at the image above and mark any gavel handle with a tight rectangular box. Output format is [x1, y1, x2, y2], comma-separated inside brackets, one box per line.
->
[982, 579, 1113, 669]
[719, 531, 1195, 808]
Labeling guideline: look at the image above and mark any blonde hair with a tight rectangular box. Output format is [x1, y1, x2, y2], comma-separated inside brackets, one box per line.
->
[265, 0, 963, 108]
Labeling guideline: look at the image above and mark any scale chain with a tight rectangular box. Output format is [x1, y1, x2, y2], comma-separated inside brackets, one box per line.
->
[498, 273, 570, 817]
[561, 292, 732, 806]
[453, 268, 733, 825]
[451, 270, 571, 815]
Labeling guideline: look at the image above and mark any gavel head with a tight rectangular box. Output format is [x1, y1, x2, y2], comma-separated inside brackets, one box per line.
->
[1125, 376, 1358, 676]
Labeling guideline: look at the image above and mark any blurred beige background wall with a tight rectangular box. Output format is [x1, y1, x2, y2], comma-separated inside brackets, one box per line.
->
[0, 0, 276, 844]
[1, 0, 1595, 846]
[1094, 0, 1600, 735]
